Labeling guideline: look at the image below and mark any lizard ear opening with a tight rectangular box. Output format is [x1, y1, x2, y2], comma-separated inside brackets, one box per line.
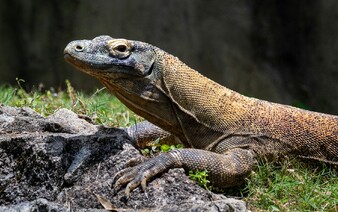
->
[129, 50, 155, 76]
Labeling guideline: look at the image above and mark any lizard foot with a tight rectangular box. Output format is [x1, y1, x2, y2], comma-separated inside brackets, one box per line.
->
[120, 156, 146, 169]
[112, 151, 181, 199]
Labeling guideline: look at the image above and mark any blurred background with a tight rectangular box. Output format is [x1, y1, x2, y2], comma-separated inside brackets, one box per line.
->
[1, 0, 338, 114]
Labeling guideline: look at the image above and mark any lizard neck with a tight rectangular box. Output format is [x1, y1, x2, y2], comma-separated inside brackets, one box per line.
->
[99, 49, 250, 148]
[154, 50, 251, 148]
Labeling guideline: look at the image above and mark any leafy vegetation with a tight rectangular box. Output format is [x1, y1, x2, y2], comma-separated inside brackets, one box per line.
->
[189, 170, 211, 190]
[140, 138, 184, 156]
[0, 81, 337, 211]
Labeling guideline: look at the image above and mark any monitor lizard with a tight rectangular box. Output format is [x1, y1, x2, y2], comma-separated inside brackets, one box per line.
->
[64, 35, 338, 198]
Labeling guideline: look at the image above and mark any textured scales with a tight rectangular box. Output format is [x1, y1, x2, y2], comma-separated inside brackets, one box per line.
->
[64, 35, 338, 197]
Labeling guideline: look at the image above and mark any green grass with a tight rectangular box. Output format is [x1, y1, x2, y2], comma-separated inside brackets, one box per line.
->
[245, 160, 337, 211]
[0, 80, 142, 127]
[0, 82, 337, 211]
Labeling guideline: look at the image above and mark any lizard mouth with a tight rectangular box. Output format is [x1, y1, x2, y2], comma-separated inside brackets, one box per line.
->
[64, 53, 152, 77]
[64, 53, 114, 79]
[64, 53, 111, 70]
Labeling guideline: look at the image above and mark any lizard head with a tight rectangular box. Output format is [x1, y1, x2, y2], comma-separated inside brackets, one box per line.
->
[64, 36, 185, 137]
[64, 35, 155, 80]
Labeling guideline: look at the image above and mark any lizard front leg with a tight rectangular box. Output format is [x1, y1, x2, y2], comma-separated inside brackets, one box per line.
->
[123, 121, 179, 148]
[112, 148, 255, 198]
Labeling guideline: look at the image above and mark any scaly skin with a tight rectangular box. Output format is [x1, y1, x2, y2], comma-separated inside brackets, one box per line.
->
[64, 35, 338, 198]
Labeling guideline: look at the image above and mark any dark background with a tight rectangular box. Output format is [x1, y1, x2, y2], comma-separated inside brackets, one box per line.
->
[1, 0, 338, 114]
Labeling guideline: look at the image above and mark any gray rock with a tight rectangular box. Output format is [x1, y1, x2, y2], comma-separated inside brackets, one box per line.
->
[0, 105, 246, 211]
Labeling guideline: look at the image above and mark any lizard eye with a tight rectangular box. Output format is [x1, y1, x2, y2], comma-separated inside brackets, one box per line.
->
[108, 39, 131, 58]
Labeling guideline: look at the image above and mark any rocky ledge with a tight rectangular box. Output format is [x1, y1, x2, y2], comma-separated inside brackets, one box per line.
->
[0, 105, 246, 211]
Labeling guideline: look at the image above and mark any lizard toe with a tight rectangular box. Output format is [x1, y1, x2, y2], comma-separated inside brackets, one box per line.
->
[112, 166, 139, 192]
[124, 168, 154, 195]
[123, 156, 146, 168]
[139, 167, 163, 191]
[112, 167, 132, 185]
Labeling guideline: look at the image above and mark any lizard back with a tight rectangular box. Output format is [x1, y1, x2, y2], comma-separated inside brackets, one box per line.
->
[158, 50, 338, 164]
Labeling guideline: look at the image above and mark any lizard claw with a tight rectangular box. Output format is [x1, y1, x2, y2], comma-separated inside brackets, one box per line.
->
[111, 151, 180, 197]
[111, 156, 145, 185]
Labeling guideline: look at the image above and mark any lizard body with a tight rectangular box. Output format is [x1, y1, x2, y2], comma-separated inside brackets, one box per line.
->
[64, 36, 338, 196]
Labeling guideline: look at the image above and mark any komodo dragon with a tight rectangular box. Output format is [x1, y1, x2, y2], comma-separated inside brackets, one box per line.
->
[64, 35, 338, 197]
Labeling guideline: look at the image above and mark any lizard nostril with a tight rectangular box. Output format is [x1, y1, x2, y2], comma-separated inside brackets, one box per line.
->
[75, 45, 84, 52]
